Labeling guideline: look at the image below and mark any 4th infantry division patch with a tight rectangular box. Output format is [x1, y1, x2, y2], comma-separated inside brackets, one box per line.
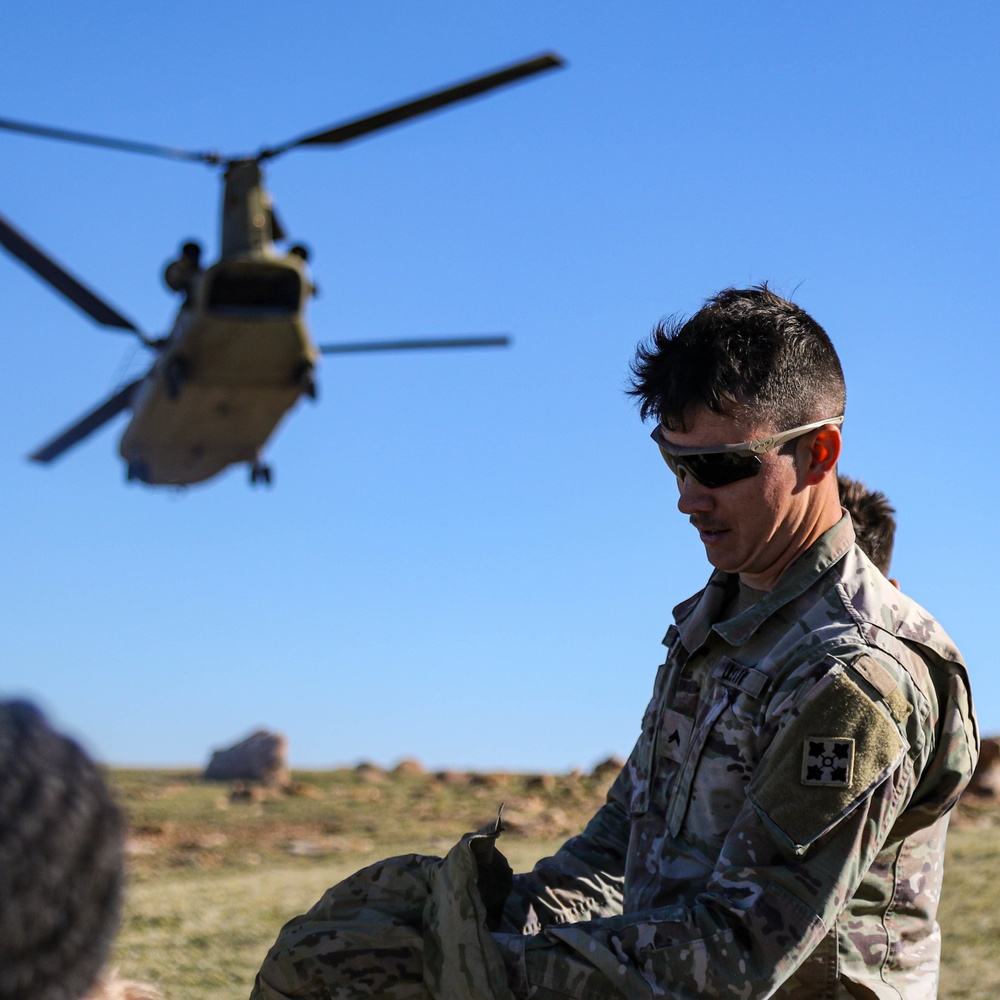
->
[801, 738, 855, 787]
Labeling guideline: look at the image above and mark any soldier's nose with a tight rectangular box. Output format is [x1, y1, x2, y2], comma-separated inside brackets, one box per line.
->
[676, 473, 714, 515]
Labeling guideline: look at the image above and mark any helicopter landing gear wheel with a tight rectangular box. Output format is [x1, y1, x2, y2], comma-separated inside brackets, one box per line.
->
[126, 461, 149, 483]
[166, 358, 188, 400]
[250, 461, 273, 486]
[292, 360, 317, 400]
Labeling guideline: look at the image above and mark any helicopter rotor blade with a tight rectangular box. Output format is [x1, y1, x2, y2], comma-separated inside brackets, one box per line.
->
[0, 212, 152, 343]
[29, 376, 144, 464]
[317, 335, 511, 355]
[0, 115, 220, 164]
[263, 53, 563, 158]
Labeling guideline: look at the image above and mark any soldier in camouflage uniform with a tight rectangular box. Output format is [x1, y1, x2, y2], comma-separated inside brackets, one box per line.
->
[252, 286, 977, 1000]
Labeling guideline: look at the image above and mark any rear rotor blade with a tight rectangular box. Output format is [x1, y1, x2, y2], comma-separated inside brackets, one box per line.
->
[264, 53, 563, 157]
[29, 377, 144, 464]
[0, 213, 149, 341]
[318, 335, 511, 354]
[0, 115, 220, 164]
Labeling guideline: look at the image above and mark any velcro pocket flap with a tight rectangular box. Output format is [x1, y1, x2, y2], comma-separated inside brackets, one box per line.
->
[747, 666, 906, 856]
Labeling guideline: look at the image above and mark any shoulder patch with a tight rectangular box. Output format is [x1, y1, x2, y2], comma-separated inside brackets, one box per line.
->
[801, 738, 855, 786]
[748, 669, 906, 855]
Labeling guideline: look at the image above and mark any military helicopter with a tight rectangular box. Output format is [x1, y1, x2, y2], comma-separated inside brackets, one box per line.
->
[0, 52, 562, 487]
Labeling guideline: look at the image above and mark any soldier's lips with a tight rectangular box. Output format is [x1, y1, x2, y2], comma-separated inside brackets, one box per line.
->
[692, 522, 730, 545]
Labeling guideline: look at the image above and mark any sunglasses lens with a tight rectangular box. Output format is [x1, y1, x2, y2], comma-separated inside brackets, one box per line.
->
[660, 449, 761, 488]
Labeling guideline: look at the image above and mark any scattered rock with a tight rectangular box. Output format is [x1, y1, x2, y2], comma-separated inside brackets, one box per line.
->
[502, 806, 574, 839]
[435, 770, 471, 787]
[204, 730, 289, 787]
[229, 781, 268, 804]
[284, 781, 322, 799]
[158, 781, 191, 798]
[124, 837, 158, 857]
[392, 758, 426, 776]
[470, 772, 510, 788]
[355, 761, 387, 783]
[179, 832, 228, 851]
[526, 773, 557, 792]
[349, 786, 382, 802]
[591, 757, 624, 780]
[131, 821, 174, 838]
[505, 795, 547, 816]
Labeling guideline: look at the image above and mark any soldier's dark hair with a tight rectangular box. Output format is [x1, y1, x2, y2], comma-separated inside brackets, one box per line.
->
[627, 285, 847, 432]
[0, 700, 124, 1000]
[838, 475, 896, 575]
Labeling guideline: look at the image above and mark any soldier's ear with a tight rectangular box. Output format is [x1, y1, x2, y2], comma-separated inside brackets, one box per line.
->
[801, 426, 841, 486]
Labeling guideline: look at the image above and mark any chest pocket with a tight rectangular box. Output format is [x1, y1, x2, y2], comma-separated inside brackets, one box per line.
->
[658, 708, 694, 766]
[628, 631, 684, 817]
[628, 692, 728, 824]
[627, 700, 660, 816]
[662, 658, 769, 837]
[662, 690, 731, 836]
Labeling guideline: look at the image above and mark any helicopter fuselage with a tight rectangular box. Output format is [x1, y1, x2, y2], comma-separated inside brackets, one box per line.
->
[120, 253, 316, 485]
[3, 53, 559, 487]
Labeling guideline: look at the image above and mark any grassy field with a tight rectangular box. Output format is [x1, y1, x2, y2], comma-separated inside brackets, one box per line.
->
[107, 768, 1000, 999]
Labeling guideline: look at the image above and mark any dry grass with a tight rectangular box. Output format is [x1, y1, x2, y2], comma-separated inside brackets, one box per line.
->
[106, 769, 1000, 999]
[938, 808, 1000, 999]
[111, 766, 612, 878]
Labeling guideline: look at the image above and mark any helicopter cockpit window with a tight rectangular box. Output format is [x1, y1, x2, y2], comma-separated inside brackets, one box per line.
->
[207, 268, 301, 314]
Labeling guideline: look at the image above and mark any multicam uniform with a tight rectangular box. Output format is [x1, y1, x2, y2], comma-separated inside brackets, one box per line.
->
[252, 515, 977, 1000]
[495, 514, 977, 998]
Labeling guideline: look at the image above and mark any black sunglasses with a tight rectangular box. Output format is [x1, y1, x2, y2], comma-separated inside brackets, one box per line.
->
[650, 417, 844, 489]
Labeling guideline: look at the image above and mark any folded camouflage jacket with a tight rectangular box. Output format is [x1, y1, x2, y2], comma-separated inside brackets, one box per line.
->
[495, 514, 978, 999]
[252, 812, 517, 1000]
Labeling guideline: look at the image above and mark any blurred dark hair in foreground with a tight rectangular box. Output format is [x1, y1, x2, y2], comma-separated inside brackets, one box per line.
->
[0, 699, 126, 1000]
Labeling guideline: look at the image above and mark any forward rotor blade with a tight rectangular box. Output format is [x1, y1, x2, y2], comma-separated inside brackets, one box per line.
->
[265, 53, 563, 157]
[318, 335, 511, 354]
[29, 377, 144, 464]
[0, 115, 219, 164]
[0, 213, 148, 340]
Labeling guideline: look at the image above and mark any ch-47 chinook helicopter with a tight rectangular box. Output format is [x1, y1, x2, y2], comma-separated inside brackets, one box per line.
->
[0, 53, 562, 487]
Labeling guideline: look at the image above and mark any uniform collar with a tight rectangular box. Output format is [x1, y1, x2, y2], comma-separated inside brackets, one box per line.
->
[672, 512, 856, 652]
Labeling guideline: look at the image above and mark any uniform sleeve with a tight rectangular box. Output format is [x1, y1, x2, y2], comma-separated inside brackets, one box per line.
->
[502, 765, 632, 933]
[493, 662, 915, 1000]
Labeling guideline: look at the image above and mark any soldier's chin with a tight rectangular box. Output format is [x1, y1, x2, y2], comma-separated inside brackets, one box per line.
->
[702, 546, 736, 571]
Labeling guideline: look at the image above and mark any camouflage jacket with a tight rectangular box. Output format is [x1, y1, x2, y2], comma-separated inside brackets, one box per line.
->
[494, 514, 978, 999]
[252, 813, 519, 1000]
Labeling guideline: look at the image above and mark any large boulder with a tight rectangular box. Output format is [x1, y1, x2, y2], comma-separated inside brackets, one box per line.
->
[967, 735, 1000, 799]
[204, 729, 289, 787]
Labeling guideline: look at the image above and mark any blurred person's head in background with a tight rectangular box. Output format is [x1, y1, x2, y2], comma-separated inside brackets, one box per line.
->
[838, 474, 897, 584]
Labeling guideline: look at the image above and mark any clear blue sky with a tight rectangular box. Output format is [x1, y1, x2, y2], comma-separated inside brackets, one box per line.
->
[1, 3, 996, 772]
